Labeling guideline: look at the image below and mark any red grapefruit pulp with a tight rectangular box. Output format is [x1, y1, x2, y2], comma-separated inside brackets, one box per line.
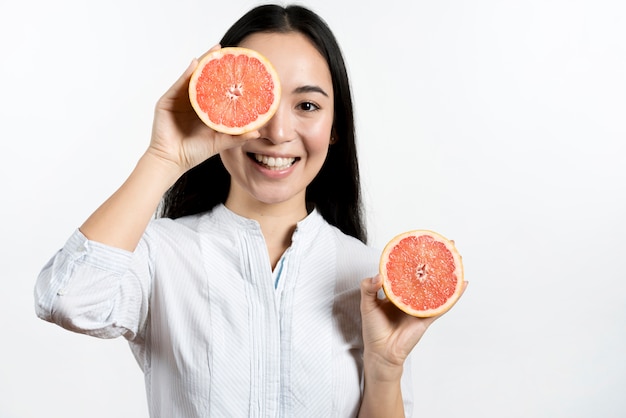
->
[380, 230, 464, 317]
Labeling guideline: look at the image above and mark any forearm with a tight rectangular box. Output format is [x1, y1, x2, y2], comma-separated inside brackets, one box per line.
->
[358, 355, 406, 418]
[80, 152, 182, 251]
[35, 231, 143, 338]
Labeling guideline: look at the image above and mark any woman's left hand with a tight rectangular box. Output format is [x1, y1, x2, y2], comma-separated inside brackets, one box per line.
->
[359, 274, 467, 378]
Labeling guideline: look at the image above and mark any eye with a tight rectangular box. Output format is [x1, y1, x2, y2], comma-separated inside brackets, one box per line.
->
[297, 101, 320, 112]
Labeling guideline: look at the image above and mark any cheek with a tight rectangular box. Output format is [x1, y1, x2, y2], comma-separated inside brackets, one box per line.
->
[218, 149, 242, 175]
[304, 118, 333, 154]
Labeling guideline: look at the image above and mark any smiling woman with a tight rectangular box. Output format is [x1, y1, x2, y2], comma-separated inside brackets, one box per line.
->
[220, 31, 336, 249]
[33, 3, 466, 418]
[160, 8, 364, 244]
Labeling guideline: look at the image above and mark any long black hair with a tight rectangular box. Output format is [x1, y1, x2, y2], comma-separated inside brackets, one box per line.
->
[159, 4, 367, 243]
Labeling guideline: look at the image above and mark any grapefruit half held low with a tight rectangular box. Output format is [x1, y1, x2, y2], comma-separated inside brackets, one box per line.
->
[380, 230, 464, 317]
[189, 47, 281, 135]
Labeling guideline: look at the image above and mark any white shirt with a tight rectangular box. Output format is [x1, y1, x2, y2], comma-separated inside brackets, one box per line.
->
[35, 204, 413, 417]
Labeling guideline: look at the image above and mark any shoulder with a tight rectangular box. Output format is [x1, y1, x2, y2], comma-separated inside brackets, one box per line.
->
[330, 225, 379, 260]
[314, 218, 380, 280]
[324, 217, 380, 260]
[147, 212, 208, 236]
[140, 210, 219, 255]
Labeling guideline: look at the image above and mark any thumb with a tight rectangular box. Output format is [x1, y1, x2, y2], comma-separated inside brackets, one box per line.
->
[197, 44, 222, 61]
[360, 274, 383, 313]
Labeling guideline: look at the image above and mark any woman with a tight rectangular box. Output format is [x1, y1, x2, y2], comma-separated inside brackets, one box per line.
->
[35, 4, 464, 417]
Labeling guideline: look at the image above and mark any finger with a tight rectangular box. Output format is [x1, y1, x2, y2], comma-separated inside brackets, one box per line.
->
[197, 44, 222, 62]
[238, 129, 261, 141]
[360, 274, 383, 313]
[166, 59, 198, 97]
[160, 44, 221, 105]
[363, 274, 383, 295]
[167, 43, 220, 99]
[208, 127, 261, 153]
[155, 60, 199, 114]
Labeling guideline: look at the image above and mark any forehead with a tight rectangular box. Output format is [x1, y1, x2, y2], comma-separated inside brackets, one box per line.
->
[239, 32, 333, 94]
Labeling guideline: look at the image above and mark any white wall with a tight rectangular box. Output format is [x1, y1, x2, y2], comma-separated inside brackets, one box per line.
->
[1, 0, 625, 417]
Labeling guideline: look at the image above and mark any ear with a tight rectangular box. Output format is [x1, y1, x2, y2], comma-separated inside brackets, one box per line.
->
[329, 127, 338, 145]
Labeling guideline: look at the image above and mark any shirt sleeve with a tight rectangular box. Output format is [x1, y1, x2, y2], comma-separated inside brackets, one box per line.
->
[34, 229, 151, 341]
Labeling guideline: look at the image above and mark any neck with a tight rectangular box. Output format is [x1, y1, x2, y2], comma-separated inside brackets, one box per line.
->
[224, 196, 308, 269]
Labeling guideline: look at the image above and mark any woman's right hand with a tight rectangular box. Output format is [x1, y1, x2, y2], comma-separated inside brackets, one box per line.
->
[78, 47, 262, 250]
[147, 45, 260, 177]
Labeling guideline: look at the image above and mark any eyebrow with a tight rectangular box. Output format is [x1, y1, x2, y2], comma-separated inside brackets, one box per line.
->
[292, 85, 329, 97]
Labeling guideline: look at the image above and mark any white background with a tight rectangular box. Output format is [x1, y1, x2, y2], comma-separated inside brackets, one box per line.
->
[1, 0, 625, 417]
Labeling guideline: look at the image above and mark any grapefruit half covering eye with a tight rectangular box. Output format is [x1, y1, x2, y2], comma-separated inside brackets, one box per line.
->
[189, 47, 281, 135]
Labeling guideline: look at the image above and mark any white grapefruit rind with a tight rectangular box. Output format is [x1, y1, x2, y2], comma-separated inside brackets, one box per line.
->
[188, 47, 281, 135]
[379, 229, 464, 318]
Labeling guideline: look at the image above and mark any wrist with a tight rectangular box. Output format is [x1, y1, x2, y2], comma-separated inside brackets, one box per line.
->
[139, 149, 186, 188]
[360, 356, 405, 418]
[363, 351, 404, 383]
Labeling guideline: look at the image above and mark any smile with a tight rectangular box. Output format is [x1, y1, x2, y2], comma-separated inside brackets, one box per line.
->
[250, 153, 298, 171]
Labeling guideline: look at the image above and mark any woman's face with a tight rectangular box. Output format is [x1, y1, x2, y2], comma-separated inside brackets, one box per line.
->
[220, 31, 334, 215]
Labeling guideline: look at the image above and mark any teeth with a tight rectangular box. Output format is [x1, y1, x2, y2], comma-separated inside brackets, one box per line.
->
[254, 154, 296, 170]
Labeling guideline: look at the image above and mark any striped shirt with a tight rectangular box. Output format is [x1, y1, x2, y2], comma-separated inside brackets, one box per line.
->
[35, 204, 414, 417]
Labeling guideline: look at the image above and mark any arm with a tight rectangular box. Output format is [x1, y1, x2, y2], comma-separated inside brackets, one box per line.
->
[358, 358, 405, 418]
[358, 275, 467, 417]
[80, 152, 180, 251]
[81, 46, 259, 251]
[35, 47, 259, 335]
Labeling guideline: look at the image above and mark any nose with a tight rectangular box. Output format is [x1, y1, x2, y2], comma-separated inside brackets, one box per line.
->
[258, 102, 295, 144]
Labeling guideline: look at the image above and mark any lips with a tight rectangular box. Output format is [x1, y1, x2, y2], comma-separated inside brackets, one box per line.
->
[250, 153, 298, 171]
